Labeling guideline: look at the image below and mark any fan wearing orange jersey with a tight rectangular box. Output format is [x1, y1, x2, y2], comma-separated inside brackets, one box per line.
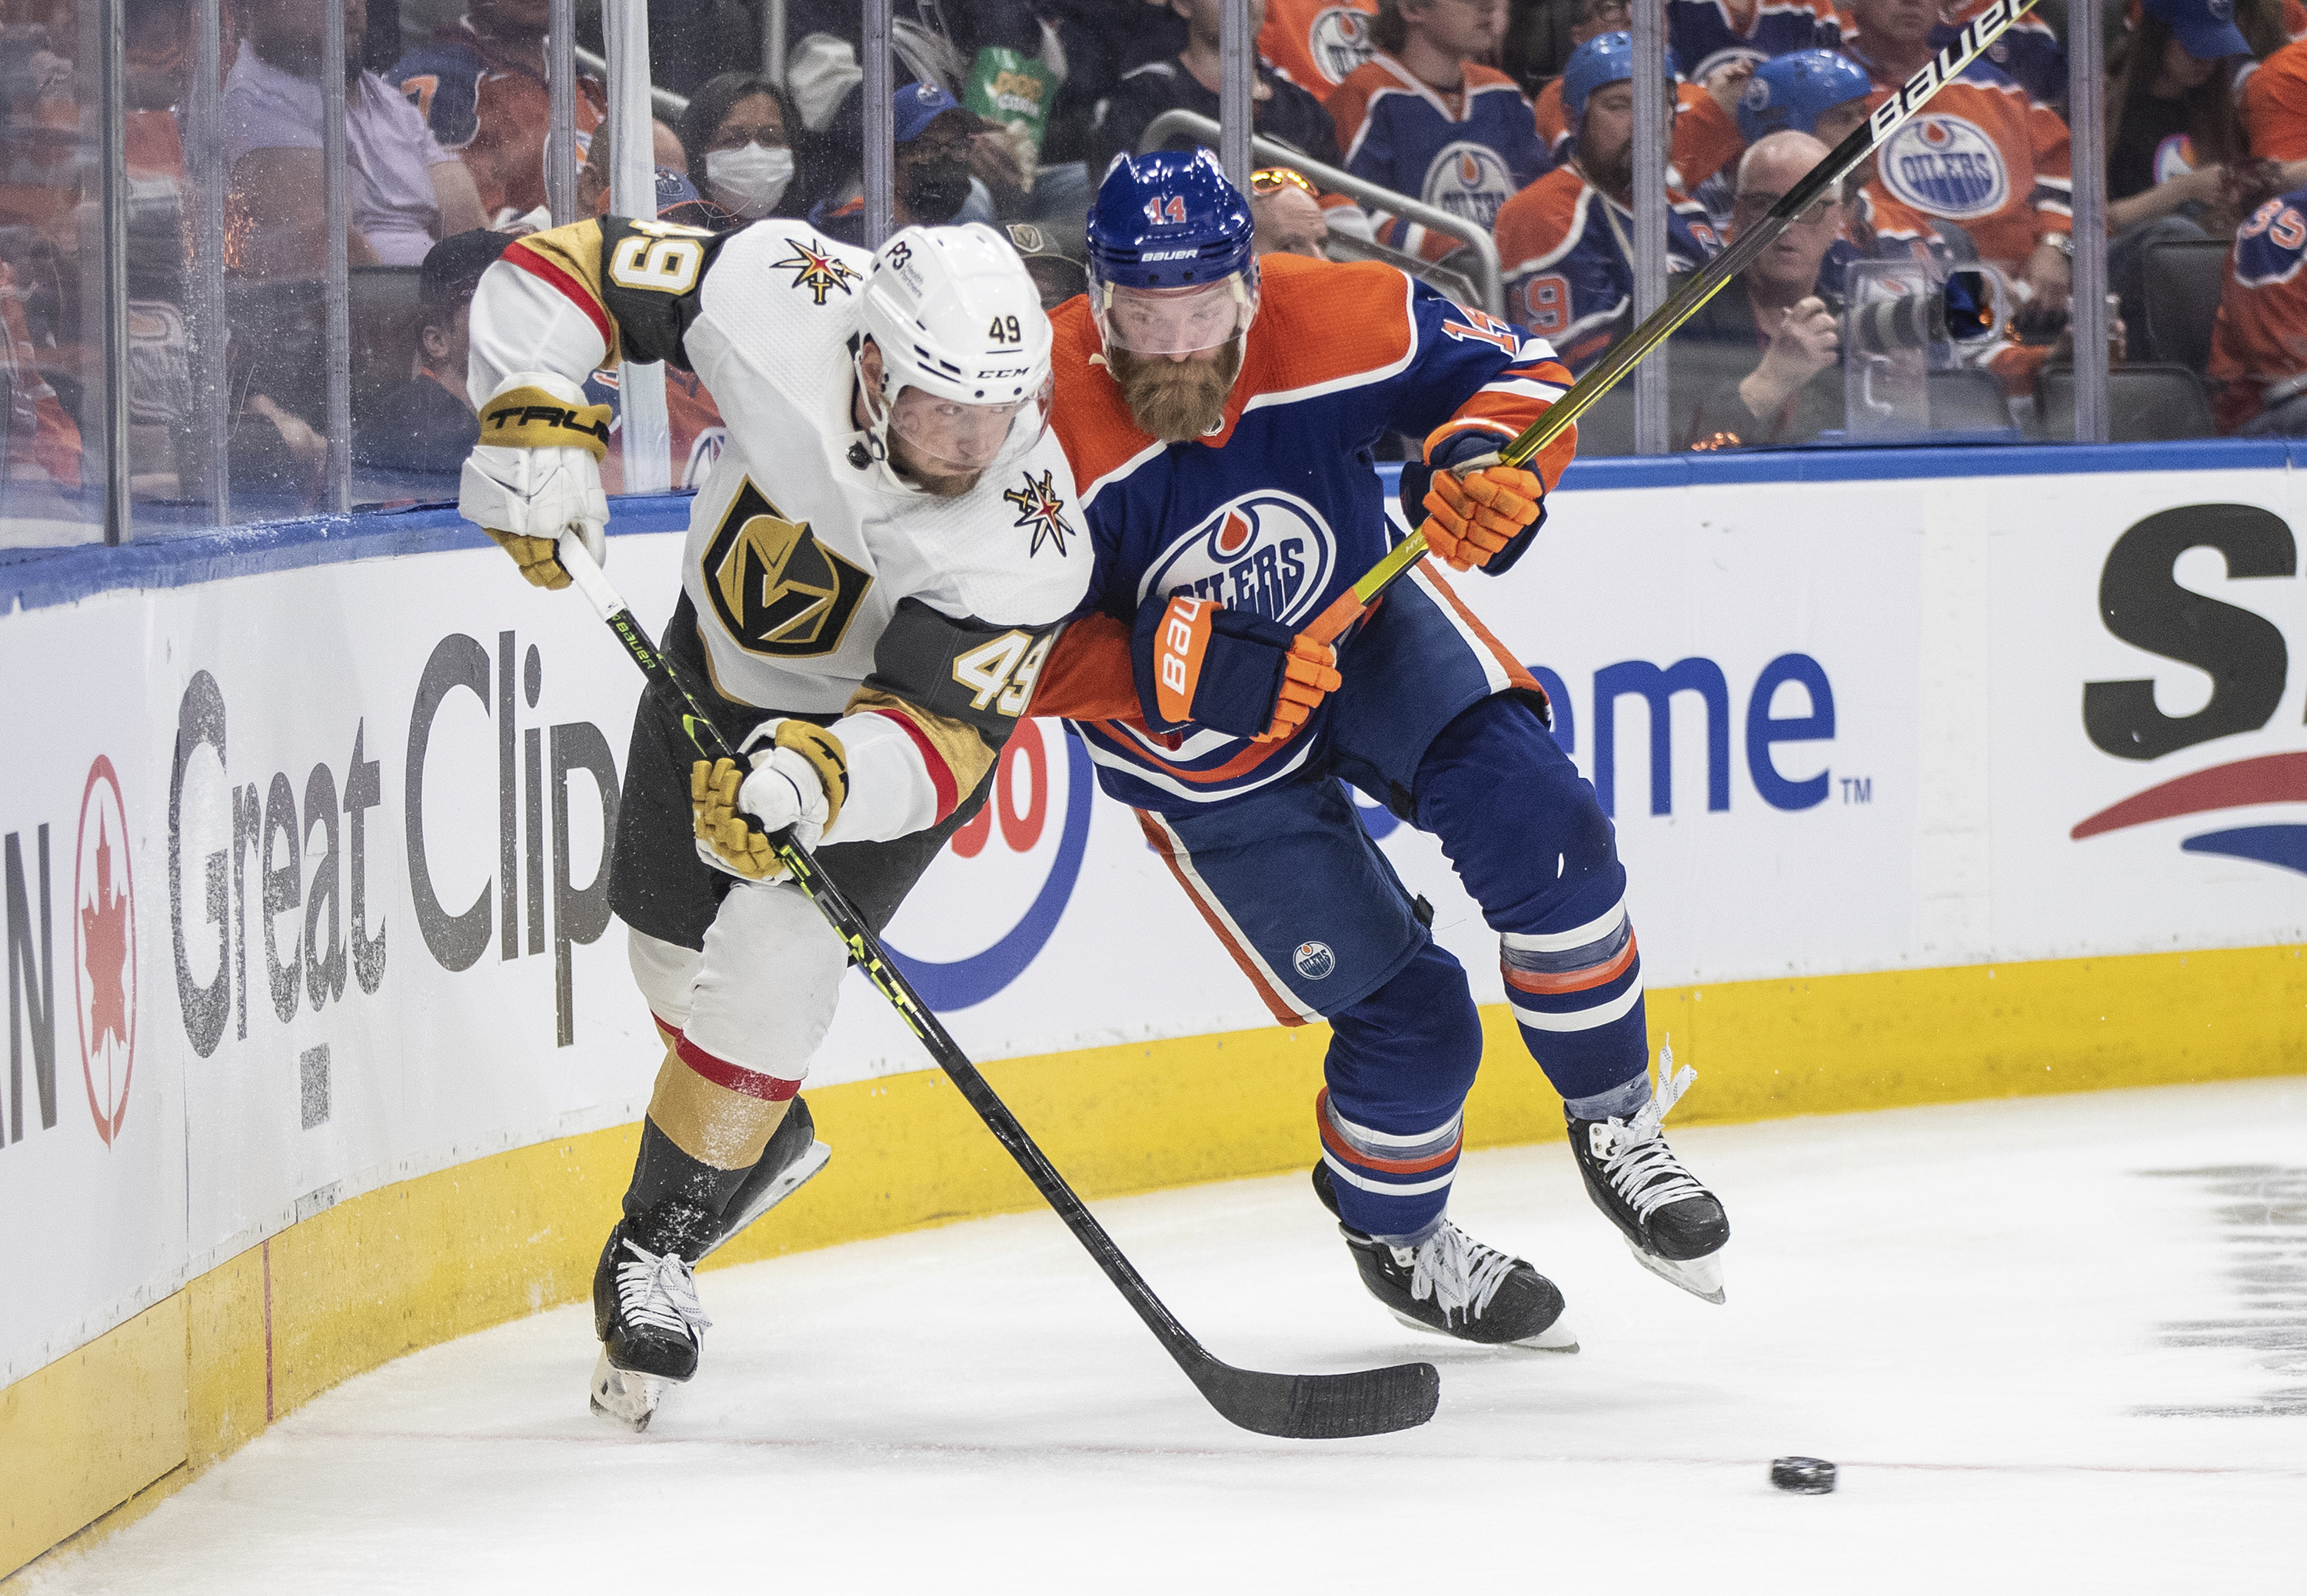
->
[1262, 0, 1382, 89]
[1842, 0, 2073, 308]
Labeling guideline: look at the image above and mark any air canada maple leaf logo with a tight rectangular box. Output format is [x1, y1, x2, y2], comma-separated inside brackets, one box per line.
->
[774, 236, 861, 305]
[1003, 469, 1074, 558]
[74, 756, 136, 1145]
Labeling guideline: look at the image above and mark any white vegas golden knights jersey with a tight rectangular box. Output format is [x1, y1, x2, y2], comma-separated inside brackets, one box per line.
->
[466, 216, 1088, 840]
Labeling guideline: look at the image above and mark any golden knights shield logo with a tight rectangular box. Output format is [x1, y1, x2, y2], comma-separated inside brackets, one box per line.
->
[701, 480, 873, 657]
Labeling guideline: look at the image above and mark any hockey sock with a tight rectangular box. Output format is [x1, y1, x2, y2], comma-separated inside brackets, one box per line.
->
[622, 1036, 798, 1258]
[623, 1117, 752, 1258]
[1319, 941, 1482, 1245]
[1410, 697, 1650, 1102]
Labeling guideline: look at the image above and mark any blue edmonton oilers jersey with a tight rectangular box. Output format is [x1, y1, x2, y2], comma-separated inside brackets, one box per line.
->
[1669, 0, 1841, 85]
[1042, 254, 1573, 816]
[1326, 57, 1551, 254]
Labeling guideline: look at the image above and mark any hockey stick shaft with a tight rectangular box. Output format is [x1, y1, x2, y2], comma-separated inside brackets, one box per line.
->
[1303, 0, 2043, 646]
[551, 535, 1437, 1438]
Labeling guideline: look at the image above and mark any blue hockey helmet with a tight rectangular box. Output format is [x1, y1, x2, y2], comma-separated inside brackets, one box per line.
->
[1560, 31, 1681, 126]
[1084, 148, 1260, 356]
[1735, 49, 1873, 145]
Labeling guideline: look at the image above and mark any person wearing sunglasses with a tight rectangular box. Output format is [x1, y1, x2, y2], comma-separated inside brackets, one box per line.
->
[1250, 166, 1335, 257]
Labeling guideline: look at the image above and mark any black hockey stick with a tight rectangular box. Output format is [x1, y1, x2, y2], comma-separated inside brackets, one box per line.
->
[1305, 0, 2042, 643]
[551, 534, 1440, 1440]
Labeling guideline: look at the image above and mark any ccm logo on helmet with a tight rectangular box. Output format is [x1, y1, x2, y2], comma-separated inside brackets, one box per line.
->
[976, 367, 1034, 380]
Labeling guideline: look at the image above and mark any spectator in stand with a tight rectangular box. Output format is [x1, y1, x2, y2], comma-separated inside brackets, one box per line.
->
[388, 0, 605, 229]
[1839, 0, 2072, 313]
[2242, 15, 2307, 155]
[1096, 0, 1344, 174]
[1533, 0, 1746, 191]
[807, 81, 993, 245]
[351, 228, 511, 484]
[1494, 32, 1723, 372]
[1250, 164, 1334, 255]
[1669, 0, 1840, 88]
[576, 121, 727, 228]
[1000, 221, 1092, 308]
[0, 254, 82, 517]
[1263, 0, 1380, 91]
[1323, 0, 1548, 258]
[1929, 0, 2065, 109]
[1667, 131, 1846, 448]
[225, 0, 487, 274]
[2209, 181, 2307, 428]
[1731, 47, 1973, 266]
[2105, 0, 2261, 336]
[676, 73, 805, 224]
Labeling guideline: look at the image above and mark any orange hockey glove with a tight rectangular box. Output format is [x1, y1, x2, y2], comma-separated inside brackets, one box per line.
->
[1259, 636, 1341, 743]
[1421, 460, 1544, 572]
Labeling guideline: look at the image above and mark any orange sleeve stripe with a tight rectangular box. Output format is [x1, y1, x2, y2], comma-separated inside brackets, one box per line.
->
[1027, 613, 1142, 723]
[503, 238, 614, 353]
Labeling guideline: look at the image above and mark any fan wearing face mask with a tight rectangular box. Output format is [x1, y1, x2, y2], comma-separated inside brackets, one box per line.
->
[805, 80, 990, 247]
[677, 71, 804, 222]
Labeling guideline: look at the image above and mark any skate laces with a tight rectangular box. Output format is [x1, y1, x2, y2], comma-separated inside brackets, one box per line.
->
[1405, 1222, 1518, 1323]
[1591, 1041, 1706, 1222]
[615, 1238, 714, 1341]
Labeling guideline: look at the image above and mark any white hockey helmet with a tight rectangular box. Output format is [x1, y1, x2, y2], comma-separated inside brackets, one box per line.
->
[853, 223, 1054, 492]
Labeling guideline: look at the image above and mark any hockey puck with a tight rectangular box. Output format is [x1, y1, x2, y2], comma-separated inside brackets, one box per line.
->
[1769, 1456, 1837, 1494]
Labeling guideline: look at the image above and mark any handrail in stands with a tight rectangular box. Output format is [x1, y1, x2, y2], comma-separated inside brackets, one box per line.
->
[1136, 109, 1504, 319]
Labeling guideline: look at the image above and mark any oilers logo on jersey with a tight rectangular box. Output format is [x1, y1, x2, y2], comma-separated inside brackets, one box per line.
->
[1140, 492, 1337, 625]
[1310, 6, 1377, 83]
[1426, 143, 1518, 229]
[1685, 42, 1769, 88]
[1881, 115, 2010, 222]
[703, 480, 876, 656]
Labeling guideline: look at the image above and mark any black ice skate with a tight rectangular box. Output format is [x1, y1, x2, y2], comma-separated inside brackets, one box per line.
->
[590, 1226, 713, 1431]
[1568, 1044, 1730, 1305]
[1313, 1163, 1578, 1351]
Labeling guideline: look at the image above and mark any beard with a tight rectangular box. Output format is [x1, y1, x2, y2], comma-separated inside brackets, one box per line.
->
[1580, 138, 1633, 202]
[1109, 341, 1242, 443]
[887, 433, 980, 497]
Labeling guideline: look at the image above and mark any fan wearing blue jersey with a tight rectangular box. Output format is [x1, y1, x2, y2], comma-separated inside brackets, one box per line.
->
[1029, 151, 1733, 1343]
[1495, 34, 1724, 371]
[1323, 0, 1550, 260]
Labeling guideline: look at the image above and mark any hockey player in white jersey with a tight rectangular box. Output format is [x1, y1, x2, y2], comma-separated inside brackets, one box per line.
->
[458, 217, 1087, 1428]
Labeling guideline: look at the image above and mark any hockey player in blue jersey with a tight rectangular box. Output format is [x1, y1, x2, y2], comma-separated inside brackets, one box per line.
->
[1029, 150, 1732, 1345]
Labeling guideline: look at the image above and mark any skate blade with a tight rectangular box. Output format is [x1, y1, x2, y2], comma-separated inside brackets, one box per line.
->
[697, 1139, 833, 1262]
[588, 1348, 665, 1431]
[1628, 1240, 1726, 1305]
[1386, 1307, 1580, 1354]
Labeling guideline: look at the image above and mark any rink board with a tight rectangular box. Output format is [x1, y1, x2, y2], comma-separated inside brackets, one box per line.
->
[5, 445, 2307, 1576]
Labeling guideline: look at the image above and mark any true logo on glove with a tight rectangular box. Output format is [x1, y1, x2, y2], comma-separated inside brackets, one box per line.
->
[479, 394, 613, 457]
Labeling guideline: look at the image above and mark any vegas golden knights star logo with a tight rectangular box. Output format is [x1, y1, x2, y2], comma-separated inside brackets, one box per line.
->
[774, 236, 861, 304]
[1002, 469, 1074, 558]
[701, 480, 873, 657]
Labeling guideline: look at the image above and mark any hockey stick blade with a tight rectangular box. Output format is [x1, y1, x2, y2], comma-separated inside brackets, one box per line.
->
[1303, 0, 2046, 646]
[1190, 1351, 1441, 1439]
[551, 534, 1443, 1441]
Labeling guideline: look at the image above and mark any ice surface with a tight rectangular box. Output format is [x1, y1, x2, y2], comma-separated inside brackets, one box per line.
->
[26, 1079, 2307, 1594]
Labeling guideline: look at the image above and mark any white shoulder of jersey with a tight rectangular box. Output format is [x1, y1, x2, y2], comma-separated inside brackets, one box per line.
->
[933, 431, 1089, 630]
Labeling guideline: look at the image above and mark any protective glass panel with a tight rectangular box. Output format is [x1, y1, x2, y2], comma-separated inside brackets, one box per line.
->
[0, 0, 106, 545]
